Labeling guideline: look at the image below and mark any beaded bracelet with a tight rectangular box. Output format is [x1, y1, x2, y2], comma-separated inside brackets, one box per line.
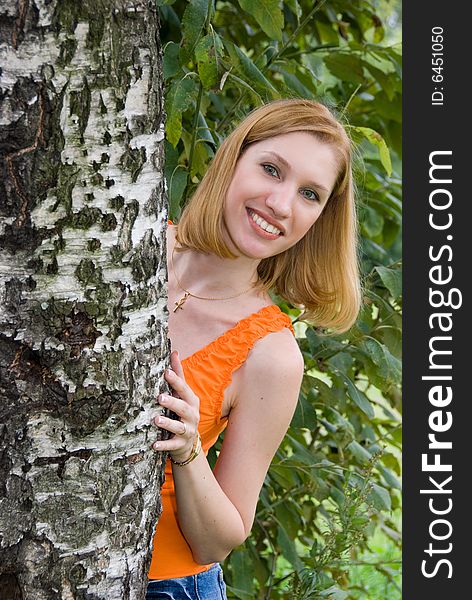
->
[170, 432, 202, 467]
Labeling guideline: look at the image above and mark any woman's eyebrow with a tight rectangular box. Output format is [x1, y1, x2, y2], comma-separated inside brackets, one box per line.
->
[259, 151, 330, 193]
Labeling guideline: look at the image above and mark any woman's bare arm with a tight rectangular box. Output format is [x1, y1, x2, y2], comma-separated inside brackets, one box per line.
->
[154, 329, 304, 564]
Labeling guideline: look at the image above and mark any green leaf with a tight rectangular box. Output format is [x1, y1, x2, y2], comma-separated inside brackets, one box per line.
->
[368, 483, 392, 511]
[373, 91, 402, 123]
[360, 338, 402, 386]
[347, 440, 372, 464]
[330, 485, 345, 507]
[328, 349, 353, 374]
[223, 73, 261, 103]
[269, 465, 297, 488]
[180, 0, 211, 64]
[364, 61, 396, 101]
[305, 326, 323, 354]
[378, 465, 402, 490]
[316, 21, 340, 45]
[275, 502, 300, 538]
[277, 66, 314, 98]
[338, 372, 375, 419]
[247, 541, 270, 586]
[319, 586, 349, 599]
[165, 76, 199, 146]
[181, 129, 213, 178]
[382, 452, 401, 475]
[224, 40, 280, 99]
[286, 0, 302, 20]
[291, 393, 318, 429]
[277, 525, 304, 571]
[195, 32, 224, 90]
[324, 53, 365, 84]
[196, 111, 216, 146]
[372, 20, 385, 44]
[353, 126, 392, 176]
[168, 166, 187, 220]
[163, 42, 181, 81]
[361, 205, 384, 238]
[224, 585, 254, 600]
[285, 433, 317, 466]
[237, 0, 284, 41]
[375, 265, 402, 299]
[229, 548, 255, 595]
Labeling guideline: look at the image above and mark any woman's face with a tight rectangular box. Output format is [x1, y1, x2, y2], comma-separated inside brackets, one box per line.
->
[222, 131, 340, 260]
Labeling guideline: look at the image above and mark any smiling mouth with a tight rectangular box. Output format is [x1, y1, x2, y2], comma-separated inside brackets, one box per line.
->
[247, 209, 283, 236]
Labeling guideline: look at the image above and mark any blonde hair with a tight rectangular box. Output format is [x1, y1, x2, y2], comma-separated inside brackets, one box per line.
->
[176, 99, 361, 332]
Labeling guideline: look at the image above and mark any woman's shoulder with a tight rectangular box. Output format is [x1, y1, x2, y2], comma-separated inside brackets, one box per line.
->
[237, 321, 304, 392]
[166, 223, 177, 256]
[230, 324, 303, 414]
[250, 324, 303, 373]
[166, 222, 177, 241]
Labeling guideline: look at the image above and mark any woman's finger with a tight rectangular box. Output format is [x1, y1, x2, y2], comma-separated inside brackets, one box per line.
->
[158, 393, 194, 420]
[155, 414, 193, 438]
[164, 369, 198, 407]
[170, 350, 185, 378]
[153, 436, 192, 452]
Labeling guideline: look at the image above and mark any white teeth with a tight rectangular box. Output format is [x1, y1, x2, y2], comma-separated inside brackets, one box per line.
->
[249, 210, 281, 235]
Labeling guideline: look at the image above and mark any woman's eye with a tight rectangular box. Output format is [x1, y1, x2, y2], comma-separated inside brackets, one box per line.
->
[300, 188, 319, 202]
[262, 164, 279, 178]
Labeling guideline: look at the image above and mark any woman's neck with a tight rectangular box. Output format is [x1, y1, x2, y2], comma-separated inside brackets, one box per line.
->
[172, 247, 260, 297]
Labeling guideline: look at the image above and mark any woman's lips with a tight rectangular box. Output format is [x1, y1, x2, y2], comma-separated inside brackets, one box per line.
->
[246, 208, 283, 240]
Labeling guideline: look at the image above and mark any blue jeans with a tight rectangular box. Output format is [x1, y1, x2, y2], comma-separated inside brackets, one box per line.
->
[146, 563, 227, 600]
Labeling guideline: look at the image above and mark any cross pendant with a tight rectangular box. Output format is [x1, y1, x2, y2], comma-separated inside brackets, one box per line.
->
[173, 292, 190, 312]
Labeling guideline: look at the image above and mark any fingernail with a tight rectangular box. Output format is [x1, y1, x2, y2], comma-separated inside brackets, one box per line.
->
[166, 368, 174, 378]
[153, 442, 160, 449]
[157, 416, 163, 424]
[159, 396, 167, 405]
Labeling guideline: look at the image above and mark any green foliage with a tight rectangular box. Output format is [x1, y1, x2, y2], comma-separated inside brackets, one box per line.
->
[347, 515, 401, 600]
[237, 0, 285, 41]
[159, 0, 402, 597]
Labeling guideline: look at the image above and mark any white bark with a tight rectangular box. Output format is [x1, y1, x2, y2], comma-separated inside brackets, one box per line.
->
[0, 1, 168, 598]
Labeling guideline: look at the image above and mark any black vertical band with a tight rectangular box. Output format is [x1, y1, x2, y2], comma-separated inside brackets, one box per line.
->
[403, 3, 468, 597]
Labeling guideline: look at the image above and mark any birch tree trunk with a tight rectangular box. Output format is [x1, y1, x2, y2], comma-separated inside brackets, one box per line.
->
[0, 1, 168, 598]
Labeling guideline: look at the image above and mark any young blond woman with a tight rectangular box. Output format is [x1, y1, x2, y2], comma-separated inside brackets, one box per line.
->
[146, 99, 361, 599]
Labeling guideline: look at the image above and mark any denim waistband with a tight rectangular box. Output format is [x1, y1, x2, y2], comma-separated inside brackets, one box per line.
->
[146, 563, 227, 600]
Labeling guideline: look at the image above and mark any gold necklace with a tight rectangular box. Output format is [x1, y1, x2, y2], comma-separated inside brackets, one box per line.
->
[170, 247, 255, 312]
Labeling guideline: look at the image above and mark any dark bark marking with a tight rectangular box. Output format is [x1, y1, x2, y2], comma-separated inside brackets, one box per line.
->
[130, 230, 160, 283]
[33, 449, 93, 480]
[0, 572, 23, 599]
[9, 344, 61, 388]
[12, 0, 29, 50]
[120, 145, 147, 183]
[3, 85, 46, 229]
[69, 77, 91, 143]
[57, 309, 100, 358]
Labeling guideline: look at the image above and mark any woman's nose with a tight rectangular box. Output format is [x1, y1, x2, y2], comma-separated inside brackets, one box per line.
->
[264, 187, 293, 218]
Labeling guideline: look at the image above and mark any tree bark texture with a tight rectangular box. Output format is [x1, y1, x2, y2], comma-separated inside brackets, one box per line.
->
[0, 1, 168, 598]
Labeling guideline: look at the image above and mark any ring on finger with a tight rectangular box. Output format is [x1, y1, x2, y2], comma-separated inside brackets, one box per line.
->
[178, 422, 187, 436]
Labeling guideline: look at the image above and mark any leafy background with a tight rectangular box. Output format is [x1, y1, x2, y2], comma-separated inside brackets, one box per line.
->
[157, 1, 402, 598]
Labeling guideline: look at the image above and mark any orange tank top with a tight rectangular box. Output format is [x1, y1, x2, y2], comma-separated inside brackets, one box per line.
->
[148, 304, 295, 580]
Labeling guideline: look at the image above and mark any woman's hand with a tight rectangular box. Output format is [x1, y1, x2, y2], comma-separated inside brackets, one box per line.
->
[153, 350, 200, 463]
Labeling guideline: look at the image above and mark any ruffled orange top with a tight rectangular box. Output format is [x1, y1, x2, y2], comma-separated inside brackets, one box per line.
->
[148, 304, 295, 580]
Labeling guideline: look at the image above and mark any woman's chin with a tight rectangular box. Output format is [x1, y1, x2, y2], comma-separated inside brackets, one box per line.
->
[223, 222, 288, 259]
[234, 237, 287, 260]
